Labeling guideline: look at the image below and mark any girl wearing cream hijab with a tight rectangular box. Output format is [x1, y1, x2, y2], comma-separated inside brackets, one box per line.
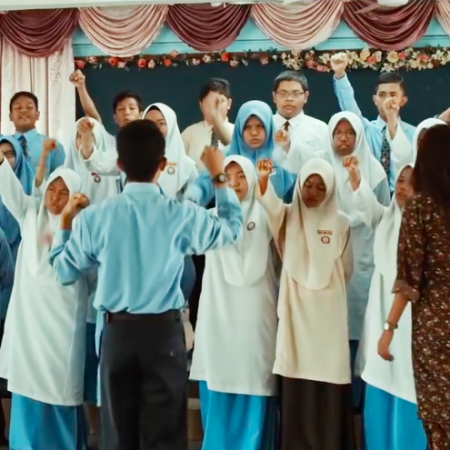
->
[257, 157, 355, 450]
[190, 155, 278, 450]
[347, 158, 427, 450]
[0, 156, 88, 450]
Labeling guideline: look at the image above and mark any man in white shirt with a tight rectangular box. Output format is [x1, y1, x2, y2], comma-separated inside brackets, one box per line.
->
[272, 71, 329, 174]
[182, 78, 234, 170]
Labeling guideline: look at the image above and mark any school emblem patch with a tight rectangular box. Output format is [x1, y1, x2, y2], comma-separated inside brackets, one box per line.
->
[167, 167, 176, 175]
[92, 173, 101, 183]
[321, 236, 330, 244]
[247, 222, 256, 231]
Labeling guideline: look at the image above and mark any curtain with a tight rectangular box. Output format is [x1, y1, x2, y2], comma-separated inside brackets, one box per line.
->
[1, 39, 75, 150]
[166, 4, 250, 52]
[251, 1, 343, 49]
[79, 5, 168, 57]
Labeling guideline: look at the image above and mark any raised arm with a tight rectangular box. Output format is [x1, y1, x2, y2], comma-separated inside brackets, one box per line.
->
[49, 193, 96, 286]
[0, 229, 14, 317]
[344, 156, 386, 227]
[331, 53, 368, 124]
[77, 117, 119, 176]
[35, 139, 57, 188]
[70, 70, 103, 123]
[49, 140, 66, 174]
[0, 153, 33, 222]
[183, 146, 242, 254]
[208, 94, 232, 146]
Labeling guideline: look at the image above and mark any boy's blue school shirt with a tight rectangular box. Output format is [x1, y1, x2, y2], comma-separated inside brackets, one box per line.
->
[333, 74, 416, 191]
[0, 227, 15, 320]
[13, 128, 65, 176]
[49, 182, 242, 314]
[184, 160, 296, 206]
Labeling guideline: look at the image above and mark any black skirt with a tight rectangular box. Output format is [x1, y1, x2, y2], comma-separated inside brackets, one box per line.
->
[281, 377, 356, 450]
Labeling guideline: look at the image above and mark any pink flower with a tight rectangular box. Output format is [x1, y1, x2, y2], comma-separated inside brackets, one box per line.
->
[229, 60, 239, 68]
[137, 58, 147, 68]
[202, 54, 212, 63]
[306, 59, 316, 69]
[260, 57, 269, 65]
[163, 59, 172, 67]
[398, 52, 406, 60]
[221, 52, 230, 62]
[147, 60, 156, 69]
[367, 56, 377, 65]
[108, 57, 119, 66]
[170, 50, 179, 58]
[117, 61, 126, 68]
[75, 59, 86, 69]
[419, 54, 429, 62]
[191, 58, 201, 66]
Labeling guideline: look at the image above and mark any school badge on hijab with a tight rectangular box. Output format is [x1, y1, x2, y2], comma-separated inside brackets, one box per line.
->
[247, 221, 256, 231]
[92, 173, 101, 183]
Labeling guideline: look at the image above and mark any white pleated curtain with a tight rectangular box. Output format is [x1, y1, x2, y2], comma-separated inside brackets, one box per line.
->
[0, 38, 75, 152]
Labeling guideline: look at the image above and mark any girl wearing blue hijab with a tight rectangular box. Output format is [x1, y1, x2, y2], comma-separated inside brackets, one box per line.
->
[184, 100, 296, 205]
[0, 137, 34, 265]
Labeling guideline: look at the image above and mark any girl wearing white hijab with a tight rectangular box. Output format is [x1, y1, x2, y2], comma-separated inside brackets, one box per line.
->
[348, 160, 427, 450]
[66, 117, 117, 443]
[326, 111, 390, 411]
[412, 118, 446, 161]
[0, 156, 88, 450]
[257, 157, 355, 450]
[190, 155, 278, 450]
[143, 103, 198, 198]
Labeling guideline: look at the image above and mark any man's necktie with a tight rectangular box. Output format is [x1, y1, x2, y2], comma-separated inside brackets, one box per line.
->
[380, 128, 391, 177]
[283, 121, 290, 132]
[211, 130, 219, 147]
[18, 135, 29, 159]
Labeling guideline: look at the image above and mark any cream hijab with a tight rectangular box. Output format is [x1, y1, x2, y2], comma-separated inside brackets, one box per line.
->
[218, 155, 270, 287]
[285, 158, 340, 290]
[412, 118, 445, 161]
[327, 111, 386, 225]
[373, 163, 413, 279]
[143, 103, 197, 198]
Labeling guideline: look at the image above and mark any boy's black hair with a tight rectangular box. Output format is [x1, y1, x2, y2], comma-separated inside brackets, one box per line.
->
[9, 91, 39, 112]
[112, 91, 142, 113]
[199, 78, 231, 102]
[273, 71, 309, 93]
[116, 120, 165, 182]
[374, 72, 406, 94]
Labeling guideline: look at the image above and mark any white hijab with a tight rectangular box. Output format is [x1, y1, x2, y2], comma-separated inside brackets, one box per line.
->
[373, 163, 413, 279]
[143, 103, 197, 198]
[218, 155, 270, 287]
[412, 118, 446, 161]
[327, 111, 386, 226]
[34, 168, 82, 274]
[285, 158, 340, 290]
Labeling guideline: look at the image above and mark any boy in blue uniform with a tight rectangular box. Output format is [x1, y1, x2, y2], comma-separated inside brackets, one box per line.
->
[49, 119, 242, 450]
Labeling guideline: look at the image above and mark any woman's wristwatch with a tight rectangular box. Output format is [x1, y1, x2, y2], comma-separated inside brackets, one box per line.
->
[212, 173, 226, 184]
[384, 321, 398, 331]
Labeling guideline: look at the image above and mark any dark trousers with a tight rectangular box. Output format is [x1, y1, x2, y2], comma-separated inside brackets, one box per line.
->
[100, 310, 188, 450]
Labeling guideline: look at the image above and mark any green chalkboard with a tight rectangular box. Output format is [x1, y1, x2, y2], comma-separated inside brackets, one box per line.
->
[77, 61, 450, 135]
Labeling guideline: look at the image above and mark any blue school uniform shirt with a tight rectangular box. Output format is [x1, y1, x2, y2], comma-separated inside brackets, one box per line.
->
[0, 227, 15, 320]
[49, 182, 242, 314]
[184, 100, 296, 205]
[333, 75, 416, 192]
[0, 137, 34, 263]
[13, 128, 65, 176]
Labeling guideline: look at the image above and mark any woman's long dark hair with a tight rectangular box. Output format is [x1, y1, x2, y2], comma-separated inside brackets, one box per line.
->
[413, 124, 450, 225]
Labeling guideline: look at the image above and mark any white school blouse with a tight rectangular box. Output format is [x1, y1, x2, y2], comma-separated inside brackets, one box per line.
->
[0, 161, 88, 406]
[190, 210, 278, 396]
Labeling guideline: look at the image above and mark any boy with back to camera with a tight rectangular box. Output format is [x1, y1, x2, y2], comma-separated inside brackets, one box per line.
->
[48, 119, 243, 450]
[331, 53, 415, 195]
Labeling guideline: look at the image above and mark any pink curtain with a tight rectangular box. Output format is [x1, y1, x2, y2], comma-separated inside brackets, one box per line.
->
[343, 0, 435, 50]
[166, 4, 250, 52]
[79, 5, 168, 57]
[436, 0, 450, 37]
[251, 1, 343, 49]
[0, 9, 78, 58]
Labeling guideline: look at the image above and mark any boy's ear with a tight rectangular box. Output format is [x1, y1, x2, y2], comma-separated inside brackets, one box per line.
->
[159, 157, 167, 172]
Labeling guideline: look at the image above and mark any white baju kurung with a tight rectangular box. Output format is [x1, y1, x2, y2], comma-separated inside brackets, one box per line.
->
[190, 155, 278, 450]
[0, 161, 88, 450]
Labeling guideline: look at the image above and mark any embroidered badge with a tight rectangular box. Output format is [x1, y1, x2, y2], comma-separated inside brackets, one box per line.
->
[167, 167, 176, 175]
[321, 236, 330, 244]
[247, 222, 256, 231]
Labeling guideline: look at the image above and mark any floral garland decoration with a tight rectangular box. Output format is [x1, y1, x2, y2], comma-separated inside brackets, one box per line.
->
[74, 47, 450, 72]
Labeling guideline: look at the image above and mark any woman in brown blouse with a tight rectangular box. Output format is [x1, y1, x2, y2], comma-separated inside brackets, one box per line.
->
[378, 123, 450, 449]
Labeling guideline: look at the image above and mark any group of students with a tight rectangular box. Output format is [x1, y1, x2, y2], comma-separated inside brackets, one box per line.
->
[0, 49, 445, 450]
